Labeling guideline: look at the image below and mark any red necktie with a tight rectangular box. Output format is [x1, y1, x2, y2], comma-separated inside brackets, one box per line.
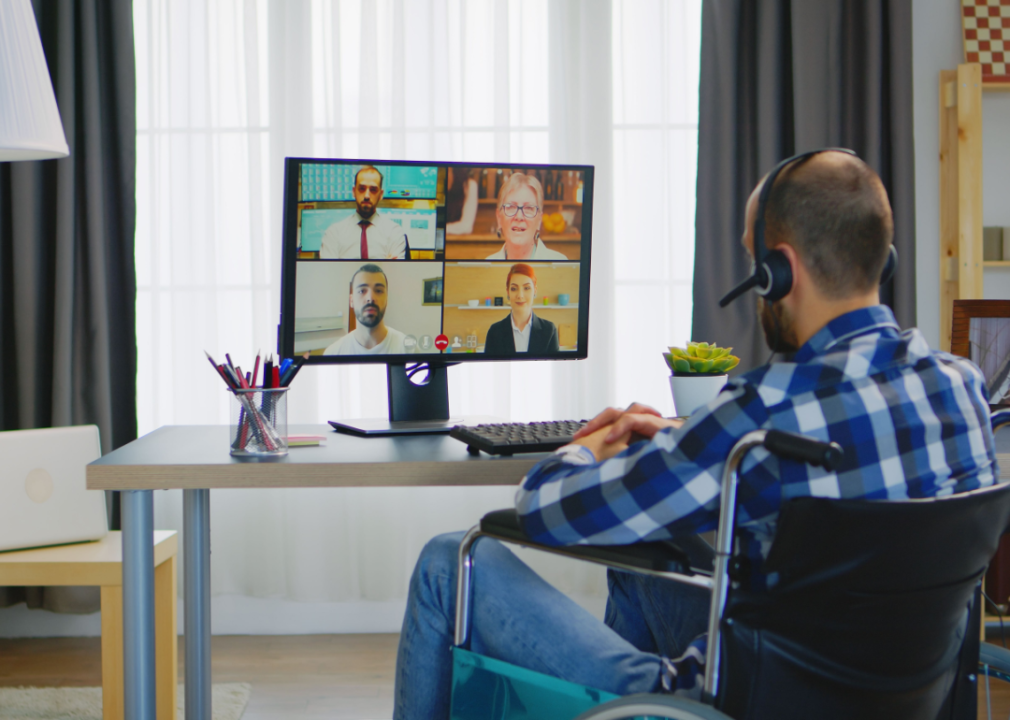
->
[359, 221, 370, 259]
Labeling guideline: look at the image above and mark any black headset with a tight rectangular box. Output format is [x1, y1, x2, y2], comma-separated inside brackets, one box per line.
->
[718, 148, 897, 308]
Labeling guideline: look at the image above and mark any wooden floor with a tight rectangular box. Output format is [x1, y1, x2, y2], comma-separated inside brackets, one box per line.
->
[0, 634, 398, 719]
[2, 634, 1010, 718]
[981, 636, 1010, 720]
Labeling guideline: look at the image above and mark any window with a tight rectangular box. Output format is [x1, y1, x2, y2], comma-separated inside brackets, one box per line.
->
[132, 0, 702, 613]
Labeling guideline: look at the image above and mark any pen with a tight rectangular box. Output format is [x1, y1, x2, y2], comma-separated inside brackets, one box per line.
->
[281, 353, 310, 387]
[252, 351, 261, 388]
[281, 362, 301, 386]
[223, 364, 242, 389]
[263, 357, 273, 389]
[205, 351, 233, 387]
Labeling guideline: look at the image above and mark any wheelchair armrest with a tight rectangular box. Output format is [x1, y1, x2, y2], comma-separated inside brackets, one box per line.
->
[480, 508, 710, 575]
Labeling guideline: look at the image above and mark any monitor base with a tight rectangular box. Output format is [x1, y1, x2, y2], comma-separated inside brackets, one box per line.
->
[329, 418, 460, 436]
[329, 362, 489, 436]
[388, 361, 451, 422]
[329, 415, 502, 436]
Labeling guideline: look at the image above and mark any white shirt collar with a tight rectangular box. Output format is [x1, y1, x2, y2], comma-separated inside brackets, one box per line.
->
[511, 312, 534, 352]
[496, 238, 544, 260]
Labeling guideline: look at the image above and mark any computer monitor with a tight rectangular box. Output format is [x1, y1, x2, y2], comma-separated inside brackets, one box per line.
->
[278, 158, 594, 433]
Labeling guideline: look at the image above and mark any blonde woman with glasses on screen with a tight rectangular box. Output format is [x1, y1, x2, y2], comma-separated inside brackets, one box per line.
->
[486, 172, 567, 260]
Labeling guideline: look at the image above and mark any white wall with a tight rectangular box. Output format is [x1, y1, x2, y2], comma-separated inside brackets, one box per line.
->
[912, 0, 962, 346]
[982, 93, 1010, 300]
[913, 0, 1010, 343]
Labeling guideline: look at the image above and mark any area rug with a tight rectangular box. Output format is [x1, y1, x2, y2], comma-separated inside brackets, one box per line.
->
[0, 683, 251, 720]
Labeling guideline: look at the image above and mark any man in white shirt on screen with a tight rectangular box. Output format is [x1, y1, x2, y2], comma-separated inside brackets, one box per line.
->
[324, 264, 406, 355]
[319, 166, 408, 259]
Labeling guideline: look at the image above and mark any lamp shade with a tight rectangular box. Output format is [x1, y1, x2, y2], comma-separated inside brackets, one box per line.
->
[0, 0, 69, 161]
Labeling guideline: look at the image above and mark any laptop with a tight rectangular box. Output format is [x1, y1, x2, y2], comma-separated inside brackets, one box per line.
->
[0, 425, 108, 552]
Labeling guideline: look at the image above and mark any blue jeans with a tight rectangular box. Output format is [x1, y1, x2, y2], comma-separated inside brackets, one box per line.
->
[393, 531, 711, 719]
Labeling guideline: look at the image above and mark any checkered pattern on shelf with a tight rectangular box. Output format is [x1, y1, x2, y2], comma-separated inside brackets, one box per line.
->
[963, 0, 1010, 82]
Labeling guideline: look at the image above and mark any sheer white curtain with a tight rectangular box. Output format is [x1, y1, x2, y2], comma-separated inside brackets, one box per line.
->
[612, 0, 702, 415]
[135, 0, 700, 632]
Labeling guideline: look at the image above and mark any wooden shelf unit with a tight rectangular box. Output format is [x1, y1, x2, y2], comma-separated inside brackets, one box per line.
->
[454, 303, 578, 310]
[941, 68, 1010, 630]
[477, 198, 583, 205]
[451, 232, 581, 242]
[939, 64, 1010, 351]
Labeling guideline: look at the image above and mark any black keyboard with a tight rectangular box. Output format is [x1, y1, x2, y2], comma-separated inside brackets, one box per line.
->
[450, 420, 588, 456]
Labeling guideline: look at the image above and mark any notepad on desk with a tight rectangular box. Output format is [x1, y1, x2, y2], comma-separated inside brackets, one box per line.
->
[287, 435, 327, 447]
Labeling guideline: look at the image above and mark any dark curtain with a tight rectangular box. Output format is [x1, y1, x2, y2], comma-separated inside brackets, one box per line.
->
[693, 0, 915, 373]
[0, 0, 136, 613]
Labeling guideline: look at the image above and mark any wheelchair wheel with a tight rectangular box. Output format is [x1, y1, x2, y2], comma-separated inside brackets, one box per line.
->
[980, 642, 1010, 719]
[572, 693, 732, 720]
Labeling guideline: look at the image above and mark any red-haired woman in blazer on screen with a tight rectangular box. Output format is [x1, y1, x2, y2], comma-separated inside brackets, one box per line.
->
[483, 264, 559, 355]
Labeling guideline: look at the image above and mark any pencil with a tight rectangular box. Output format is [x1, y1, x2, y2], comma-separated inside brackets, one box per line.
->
[206, 351, 234, 388]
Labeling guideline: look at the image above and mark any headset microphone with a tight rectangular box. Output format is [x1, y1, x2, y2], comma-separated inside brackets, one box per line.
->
[718, 274, 760, 308]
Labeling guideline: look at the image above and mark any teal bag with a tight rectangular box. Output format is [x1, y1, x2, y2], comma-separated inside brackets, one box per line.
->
[449, 646, 619, 720]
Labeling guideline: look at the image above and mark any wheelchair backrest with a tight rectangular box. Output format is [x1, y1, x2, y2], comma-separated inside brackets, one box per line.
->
[717, 480, 1010, 720]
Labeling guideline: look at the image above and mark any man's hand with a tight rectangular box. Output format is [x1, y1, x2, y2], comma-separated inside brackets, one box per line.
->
[574, 403, 683, 444]
[572, 424, 632, 462]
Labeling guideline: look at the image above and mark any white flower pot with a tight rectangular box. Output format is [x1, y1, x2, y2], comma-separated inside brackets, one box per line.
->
[669, 374, 729, 417]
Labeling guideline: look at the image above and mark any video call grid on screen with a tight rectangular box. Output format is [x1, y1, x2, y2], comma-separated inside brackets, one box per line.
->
[279, 158, 593, 363]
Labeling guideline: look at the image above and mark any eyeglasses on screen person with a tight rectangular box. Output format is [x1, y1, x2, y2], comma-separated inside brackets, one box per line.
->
[500, 203, 540, 219]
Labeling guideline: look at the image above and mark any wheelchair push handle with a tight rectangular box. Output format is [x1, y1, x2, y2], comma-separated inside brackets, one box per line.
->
[992, 409, 1010, 433]
[764, 430, 844, 471]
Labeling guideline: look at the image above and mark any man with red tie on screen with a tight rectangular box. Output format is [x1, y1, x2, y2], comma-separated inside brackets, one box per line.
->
[319, 166, 408, 259]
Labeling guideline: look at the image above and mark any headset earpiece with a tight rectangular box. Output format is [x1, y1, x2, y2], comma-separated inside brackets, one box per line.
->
[879, 245, 897, 286]
[758, 249, 793, 302]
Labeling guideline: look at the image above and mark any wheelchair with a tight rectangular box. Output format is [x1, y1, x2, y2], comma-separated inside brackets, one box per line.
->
[450, 414, 1010, 720]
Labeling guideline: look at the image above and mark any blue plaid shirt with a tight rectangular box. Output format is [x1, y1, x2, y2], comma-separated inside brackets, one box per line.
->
[516, 306, 1000, 569]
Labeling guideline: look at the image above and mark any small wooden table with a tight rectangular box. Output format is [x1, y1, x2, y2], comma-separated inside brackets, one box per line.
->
[87, 424, 544, 720]
[0, 531, 178, 720]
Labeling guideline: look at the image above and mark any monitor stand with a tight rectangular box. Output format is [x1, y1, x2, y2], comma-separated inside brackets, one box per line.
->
[330, 362, 463, 436]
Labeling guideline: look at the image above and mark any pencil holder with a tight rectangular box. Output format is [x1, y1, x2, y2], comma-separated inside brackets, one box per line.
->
[229, 388, 288, 456]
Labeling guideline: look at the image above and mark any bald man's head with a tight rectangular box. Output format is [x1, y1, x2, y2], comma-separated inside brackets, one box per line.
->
[762, 151, 893, 299]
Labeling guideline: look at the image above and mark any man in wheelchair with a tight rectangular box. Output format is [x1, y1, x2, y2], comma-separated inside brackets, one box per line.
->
[392, 150, 1000, 719]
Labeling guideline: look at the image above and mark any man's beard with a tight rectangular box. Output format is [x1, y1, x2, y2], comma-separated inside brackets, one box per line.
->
[356, 303, 384, 328]
[758, 298, 799, 354]
[357, 203, 376, 218]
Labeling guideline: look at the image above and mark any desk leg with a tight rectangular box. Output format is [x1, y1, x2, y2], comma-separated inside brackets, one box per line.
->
[123, 490, 156, 720]
[184, 489, 211, 720]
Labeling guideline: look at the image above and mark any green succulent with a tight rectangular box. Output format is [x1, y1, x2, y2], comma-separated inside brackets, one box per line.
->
[663, 341, 740, 376]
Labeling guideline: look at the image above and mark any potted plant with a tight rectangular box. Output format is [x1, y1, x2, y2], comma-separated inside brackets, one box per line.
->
[663, 342, 739, 417]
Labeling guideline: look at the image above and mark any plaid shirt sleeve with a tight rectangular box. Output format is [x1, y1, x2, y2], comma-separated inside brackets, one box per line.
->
[515, 307, 1001, 549]
[515, 380, 771, 546]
